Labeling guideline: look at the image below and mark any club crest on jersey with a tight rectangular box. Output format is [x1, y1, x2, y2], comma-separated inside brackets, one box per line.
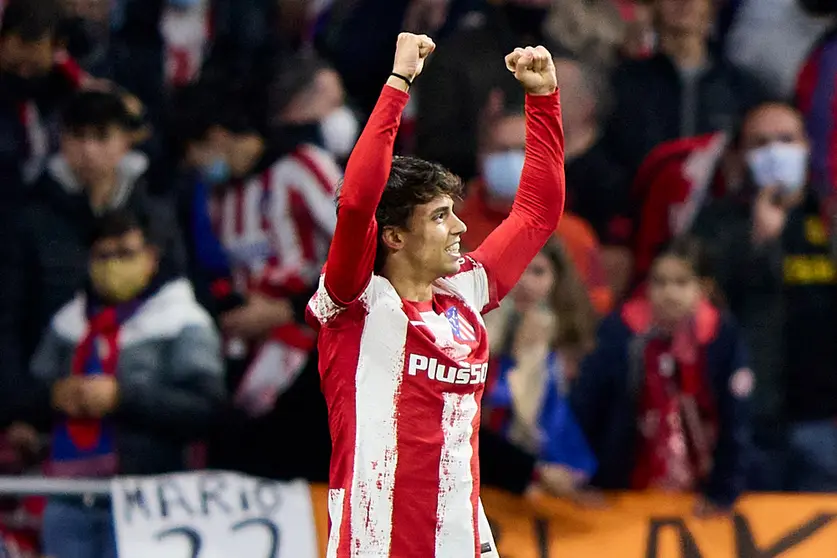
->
[445, 307, 476, 342]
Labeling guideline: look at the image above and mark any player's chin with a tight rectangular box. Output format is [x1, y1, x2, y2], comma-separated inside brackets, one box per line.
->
[440, 256, 462, 277]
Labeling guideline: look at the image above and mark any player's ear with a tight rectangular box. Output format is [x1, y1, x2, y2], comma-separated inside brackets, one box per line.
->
[381, 226, 405, 251]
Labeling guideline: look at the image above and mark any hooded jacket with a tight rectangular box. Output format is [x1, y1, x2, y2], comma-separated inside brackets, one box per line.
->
[0, 152, 184, 426]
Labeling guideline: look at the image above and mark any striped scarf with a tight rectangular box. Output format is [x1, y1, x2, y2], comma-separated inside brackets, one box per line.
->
[48, 299, 141, 477]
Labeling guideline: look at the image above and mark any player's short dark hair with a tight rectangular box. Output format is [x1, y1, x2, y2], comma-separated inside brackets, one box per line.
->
[0, 0, 61, 41]
[61, 91, 135, 135]
[336, 156, 463, 273]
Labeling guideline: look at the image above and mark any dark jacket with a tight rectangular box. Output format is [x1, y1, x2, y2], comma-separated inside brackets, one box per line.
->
[692, 192, 837, 424]
[571, 305, 752, 507]
[31, 278, 224, 475]
[605, 52, 767, 174]
[0, 153, 185, 426]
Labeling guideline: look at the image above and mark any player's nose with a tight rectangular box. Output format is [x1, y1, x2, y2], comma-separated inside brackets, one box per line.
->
[450, 212, 467, 235]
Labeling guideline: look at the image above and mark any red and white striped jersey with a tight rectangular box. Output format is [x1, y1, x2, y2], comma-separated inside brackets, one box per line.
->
[211, 144, 340, 297]
[307, 256, 501, 558]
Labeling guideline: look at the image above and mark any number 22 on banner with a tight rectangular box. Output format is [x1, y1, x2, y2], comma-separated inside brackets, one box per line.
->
[111, 473, 318, 558]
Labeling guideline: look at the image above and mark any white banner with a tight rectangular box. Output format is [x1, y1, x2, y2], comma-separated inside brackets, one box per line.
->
[111, 472, 317, 558]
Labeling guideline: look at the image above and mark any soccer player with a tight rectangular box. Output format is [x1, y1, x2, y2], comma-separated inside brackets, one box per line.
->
[306, 33, 564, 558]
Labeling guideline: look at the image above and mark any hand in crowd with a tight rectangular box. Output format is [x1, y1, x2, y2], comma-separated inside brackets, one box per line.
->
[51, 376, 119, 418]
[80, 376, 119, 418]
[51, 377, 86, 418]
[505, 46, 558, 96]
[6, 422, 42, 459]
[534, 464, 605, 508]
[751, 187, 788, 246]
[220, 294, 294, 340]
[693, 496, 730, 519]
[512, 306, 556, 364]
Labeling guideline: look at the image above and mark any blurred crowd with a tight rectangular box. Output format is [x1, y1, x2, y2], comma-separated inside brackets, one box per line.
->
[0, 0, 835, 556]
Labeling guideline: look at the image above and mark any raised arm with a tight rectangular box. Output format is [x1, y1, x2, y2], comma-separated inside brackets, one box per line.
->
[324, 33, 436, 305]
[471, 46, 565, 301]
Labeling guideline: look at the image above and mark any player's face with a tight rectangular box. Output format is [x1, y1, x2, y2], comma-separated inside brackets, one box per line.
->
[404, 195, 468, 279]
[648, 255, 701, 329]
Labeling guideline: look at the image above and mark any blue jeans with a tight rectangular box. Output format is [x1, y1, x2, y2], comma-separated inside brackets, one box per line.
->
[41, 498, 117, 558]
[786, 420, 837, 492]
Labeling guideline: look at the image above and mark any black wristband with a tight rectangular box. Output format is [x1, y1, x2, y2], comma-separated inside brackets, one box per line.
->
[390, 72, 413, 87]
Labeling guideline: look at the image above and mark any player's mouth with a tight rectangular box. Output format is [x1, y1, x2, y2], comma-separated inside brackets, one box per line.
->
[445, 241, 461, 258]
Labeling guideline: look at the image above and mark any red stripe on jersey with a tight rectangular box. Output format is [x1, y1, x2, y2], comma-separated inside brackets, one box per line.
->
[317, 324, 362, 557]
[390, 347, 444, 557]
[292, 148, 336, 196]
[289, 186, 317, 262]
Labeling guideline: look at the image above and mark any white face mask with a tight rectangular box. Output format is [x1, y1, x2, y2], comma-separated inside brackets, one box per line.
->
[745, 142, 809, 194]
[482, 150, 525, 201]
[320, 106, 359, 159]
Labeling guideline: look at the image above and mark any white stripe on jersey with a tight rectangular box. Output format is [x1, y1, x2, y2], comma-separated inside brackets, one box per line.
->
[351, 289, 408, 556]
[435, 393, 478, 557]
[326, 488, 345, 558]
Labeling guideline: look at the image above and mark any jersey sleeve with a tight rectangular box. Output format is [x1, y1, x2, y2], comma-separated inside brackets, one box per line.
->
[323, 85, 410, 306]
[469, 91, 566, 304]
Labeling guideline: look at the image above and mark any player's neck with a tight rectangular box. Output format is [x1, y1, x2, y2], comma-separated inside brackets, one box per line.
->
[382, 262, 434, 302]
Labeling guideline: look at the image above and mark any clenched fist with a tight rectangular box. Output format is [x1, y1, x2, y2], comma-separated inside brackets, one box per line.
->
[505, 46, 558, 96]
[392, 32, 436, 83]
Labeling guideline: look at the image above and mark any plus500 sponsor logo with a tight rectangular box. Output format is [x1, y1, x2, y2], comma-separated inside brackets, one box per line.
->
[407, 354, 488, 385]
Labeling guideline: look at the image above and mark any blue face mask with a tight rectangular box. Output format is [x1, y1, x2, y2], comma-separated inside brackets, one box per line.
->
[482, 150, 525, 201]
[202, 158, 230, 185]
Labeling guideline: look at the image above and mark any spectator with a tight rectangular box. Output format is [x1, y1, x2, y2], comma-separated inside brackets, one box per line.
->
[631, 101, 805, 282]
[456, 95, 614, 314]
[180, 69, 339, 482]
[481, 237, 598, 498]
[690, 102, 837, 492]
[724, 0, 832, 99]
[269, 52, 359, 164]
[0, 90, 182, 427]
[553, 56, 633, 299]
[544, 0, 627, 70]
[0, 0, 87, 195]
[29, 209, 223, 558]
[795, 1, 837, 208]
[320, 0, 481, 118]
[414, 0, 553, 180]
[604, 0, 767, 174]
[572, 236, 753, 512]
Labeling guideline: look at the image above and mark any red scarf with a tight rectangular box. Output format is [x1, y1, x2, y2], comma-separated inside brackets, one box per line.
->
[49, 304, 134, 477]
[622, 297, 720, 491]
[67, 309, 120, 449]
